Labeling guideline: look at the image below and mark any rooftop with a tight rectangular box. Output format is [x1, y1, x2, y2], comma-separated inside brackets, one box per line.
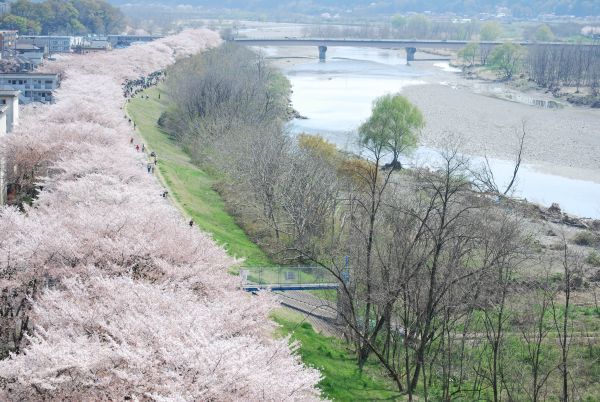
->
[15, 43, 42, 51]
[0, 73, 58, 77]
[19, 35, 78, 39]
[0, 88, 20, 96]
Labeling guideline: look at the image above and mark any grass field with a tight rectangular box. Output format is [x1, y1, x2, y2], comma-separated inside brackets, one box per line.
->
[273, 310, 403, 401]
[126, 87, 271, 267]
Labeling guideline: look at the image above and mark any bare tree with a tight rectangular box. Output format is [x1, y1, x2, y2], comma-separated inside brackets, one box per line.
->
[471, 121, 527, 196]
[527, 44, 600, 91]
[516, 271, 559, 402]
[550, 240, 585, 402]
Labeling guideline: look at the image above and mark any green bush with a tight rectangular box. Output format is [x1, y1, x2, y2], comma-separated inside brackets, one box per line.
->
[572, 231, 599, 247]
[586, 251, 600, 267]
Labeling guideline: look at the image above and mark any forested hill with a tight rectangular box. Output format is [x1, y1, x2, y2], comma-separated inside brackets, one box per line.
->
[0, 0, 124, 35]
[109, 0, 599, 18]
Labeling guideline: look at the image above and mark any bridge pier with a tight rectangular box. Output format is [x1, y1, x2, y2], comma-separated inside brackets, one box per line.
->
[405, 47, 417, 64]
[318, 45, 327, 61]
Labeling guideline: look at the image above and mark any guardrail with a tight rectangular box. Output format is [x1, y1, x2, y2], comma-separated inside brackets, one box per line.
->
[240, 266, 339, 292]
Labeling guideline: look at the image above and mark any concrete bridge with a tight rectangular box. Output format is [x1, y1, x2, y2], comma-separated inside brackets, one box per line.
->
[232, 37, 597, 63]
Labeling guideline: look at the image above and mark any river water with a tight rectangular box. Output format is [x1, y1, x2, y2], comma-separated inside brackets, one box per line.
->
[260, 46, 600, 219]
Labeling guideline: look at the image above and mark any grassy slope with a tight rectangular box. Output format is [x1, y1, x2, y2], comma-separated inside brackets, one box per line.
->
[274, 310, 403, 401]
[126, 87, 270, 267]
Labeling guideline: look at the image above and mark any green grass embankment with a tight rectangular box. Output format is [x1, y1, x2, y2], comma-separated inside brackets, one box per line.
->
[126, 87, 270, 267]
[274, 310, 403, 401]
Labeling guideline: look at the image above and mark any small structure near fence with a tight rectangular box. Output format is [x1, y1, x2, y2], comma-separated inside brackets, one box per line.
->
[239, 266, 339, 292]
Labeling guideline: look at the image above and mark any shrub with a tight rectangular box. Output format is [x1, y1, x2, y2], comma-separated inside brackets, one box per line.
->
[572, 231, 599, 247]
[586, 251, 600, 267]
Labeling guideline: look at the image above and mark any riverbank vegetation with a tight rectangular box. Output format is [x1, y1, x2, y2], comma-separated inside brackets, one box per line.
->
[457, 41, 600, 106]
[159, 43, 599, 401]
[128, 69, 409, 402]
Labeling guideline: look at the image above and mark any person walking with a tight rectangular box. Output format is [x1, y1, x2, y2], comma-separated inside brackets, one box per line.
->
[135, 144, 140, 152]
[189, 220, 194, 228]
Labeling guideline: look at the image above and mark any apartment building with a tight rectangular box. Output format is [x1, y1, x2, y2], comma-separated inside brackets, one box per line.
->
[0, 73, 59, 103]
[19, 35, 83, 54]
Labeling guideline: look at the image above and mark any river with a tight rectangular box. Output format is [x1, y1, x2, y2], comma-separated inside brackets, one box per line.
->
[257, 46, 600, 219]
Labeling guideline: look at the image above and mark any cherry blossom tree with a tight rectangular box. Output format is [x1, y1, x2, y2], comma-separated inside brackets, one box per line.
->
[0, 29, 322, 400]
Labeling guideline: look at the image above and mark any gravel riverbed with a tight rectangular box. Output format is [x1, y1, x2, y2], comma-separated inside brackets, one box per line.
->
[402, 82, 600, 183]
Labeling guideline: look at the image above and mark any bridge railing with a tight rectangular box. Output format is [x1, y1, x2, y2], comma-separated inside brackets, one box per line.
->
[239, 266, 338, 287]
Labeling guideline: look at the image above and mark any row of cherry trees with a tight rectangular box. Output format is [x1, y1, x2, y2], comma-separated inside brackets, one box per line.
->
[0, 30, 322, 400]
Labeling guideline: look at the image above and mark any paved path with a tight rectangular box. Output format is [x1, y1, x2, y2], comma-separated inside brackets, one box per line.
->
[277, 291, 343, 337]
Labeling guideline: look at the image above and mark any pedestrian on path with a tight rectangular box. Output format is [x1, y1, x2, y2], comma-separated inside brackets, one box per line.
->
[130, 137, 134, 144]
[189, 220, 194, 228]
[135, 144, 140, 152]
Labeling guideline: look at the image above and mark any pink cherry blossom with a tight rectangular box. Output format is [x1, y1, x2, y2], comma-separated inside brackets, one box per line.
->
[0, 29, 322, 400]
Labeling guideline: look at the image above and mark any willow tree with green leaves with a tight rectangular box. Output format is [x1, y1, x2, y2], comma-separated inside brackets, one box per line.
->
[459, 42, 481, 66]
[488, 43, 525, 80]
[359, 94, 424, 170]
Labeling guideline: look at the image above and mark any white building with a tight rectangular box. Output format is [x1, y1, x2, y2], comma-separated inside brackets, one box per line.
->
[0, 89, 19, 132]
[0, 89, 20, 205]
[77, 37, 112, 53]
[19, 35, 83, 55]
[0, 73, 59, 104]
[108, 34, 163, 47]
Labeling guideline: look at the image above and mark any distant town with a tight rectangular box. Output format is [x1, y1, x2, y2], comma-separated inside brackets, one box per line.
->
[0, 30, 161, 104]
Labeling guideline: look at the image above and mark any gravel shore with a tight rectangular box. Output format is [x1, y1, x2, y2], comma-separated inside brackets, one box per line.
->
[401, 82, 600, 183]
